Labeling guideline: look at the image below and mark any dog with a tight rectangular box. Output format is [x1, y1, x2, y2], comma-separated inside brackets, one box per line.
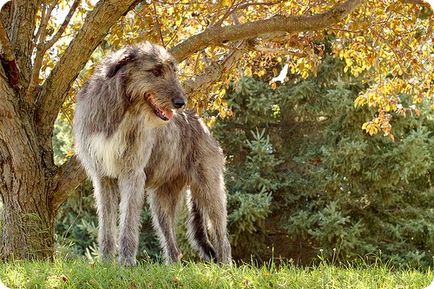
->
[73, 42, 231, 265]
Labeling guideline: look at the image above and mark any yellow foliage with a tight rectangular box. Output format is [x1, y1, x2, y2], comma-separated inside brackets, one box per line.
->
[43, 0, 433, 134]
[354, 95, 368, 108]
[244, 67, 252, 77]
[362, 121, 380, 136]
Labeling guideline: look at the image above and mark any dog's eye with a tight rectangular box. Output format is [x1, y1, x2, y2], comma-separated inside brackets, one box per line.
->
[150, 65, 163, 77]
[168, 61, 178, 73]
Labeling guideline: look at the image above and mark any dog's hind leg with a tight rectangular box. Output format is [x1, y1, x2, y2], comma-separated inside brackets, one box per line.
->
[118, 171, 146, 266]
[93, 176, 119, 261]
[191, 169, 232, 264]
[186, 190, 217, 261]
[147, 181, 184, 264]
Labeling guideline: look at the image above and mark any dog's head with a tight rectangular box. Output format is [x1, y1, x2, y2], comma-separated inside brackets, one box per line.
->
[104, 42, 186, 124]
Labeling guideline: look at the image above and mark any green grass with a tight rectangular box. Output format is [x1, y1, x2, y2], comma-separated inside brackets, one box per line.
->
[0, 259, 432, 289]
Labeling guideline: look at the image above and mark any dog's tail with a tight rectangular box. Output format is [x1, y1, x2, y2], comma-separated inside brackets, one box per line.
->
[187, 198, 217, 261]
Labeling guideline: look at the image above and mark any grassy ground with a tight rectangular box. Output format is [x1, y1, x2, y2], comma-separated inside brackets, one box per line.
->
[0, 259, 432, 289]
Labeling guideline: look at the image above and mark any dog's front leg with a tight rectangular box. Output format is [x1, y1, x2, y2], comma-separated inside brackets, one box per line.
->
[93, 176, 119, 261]
[118, 171, 145, 266]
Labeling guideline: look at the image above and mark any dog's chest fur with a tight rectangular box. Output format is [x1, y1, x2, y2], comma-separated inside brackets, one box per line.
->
[87, 112, 155, 177]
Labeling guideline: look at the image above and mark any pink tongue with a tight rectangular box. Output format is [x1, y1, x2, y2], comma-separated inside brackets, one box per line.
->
[163, 108, 173, 120]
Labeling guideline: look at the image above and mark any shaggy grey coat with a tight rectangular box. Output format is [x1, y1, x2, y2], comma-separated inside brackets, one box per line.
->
[73, 42, 231, 265]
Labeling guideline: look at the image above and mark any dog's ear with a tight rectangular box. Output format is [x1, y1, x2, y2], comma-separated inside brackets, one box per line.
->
[106, 53, 135, 78]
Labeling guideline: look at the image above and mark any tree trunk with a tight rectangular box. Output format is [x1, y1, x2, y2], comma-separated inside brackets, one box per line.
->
[0, 78, 55, 260]
[1, 190, 55, 259]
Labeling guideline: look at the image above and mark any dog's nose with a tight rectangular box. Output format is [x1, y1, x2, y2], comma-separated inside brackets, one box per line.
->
[172, 97, 185, 109]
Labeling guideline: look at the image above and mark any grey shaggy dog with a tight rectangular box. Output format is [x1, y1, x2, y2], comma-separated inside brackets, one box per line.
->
[73, 42, 231, 266]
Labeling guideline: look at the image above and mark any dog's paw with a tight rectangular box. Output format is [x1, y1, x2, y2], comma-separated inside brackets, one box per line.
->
[118, 255, 137, 267]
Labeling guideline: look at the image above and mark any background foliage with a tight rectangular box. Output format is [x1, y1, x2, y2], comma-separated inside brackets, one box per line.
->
[213, 54, 434, 267]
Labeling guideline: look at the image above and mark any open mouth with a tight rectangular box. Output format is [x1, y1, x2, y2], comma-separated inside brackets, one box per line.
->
[144, 93, 174, 121]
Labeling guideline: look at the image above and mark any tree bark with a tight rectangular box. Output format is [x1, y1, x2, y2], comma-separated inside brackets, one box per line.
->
[0, 79, 54, 259]
[170, 0, 366, 62]
[10, 0, 38, 86]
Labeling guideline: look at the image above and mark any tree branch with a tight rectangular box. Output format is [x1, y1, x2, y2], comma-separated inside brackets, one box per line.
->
[214, 1, 279, 27]
[33, 3, 45, 48]
[26, 0, 80, 104]
[0, 16, 15, 63]
[184, 42, 248, 96]
[10, 0, 39, 86]
[152, 1, 165, 47]
[0, 1, 14, 34]
[25, 46, 44, 103]
[170, 0, 366, 62]
[44, 0, 80, 50]
[34, 1, 56, 47]
[400, 0, 431, 6]
[25, 0, 55, 104]
[51, 155, 86, 210]
[0, 17, 19, 88]
[213, 0, 239, 27]
[36, 0, 141, 139]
